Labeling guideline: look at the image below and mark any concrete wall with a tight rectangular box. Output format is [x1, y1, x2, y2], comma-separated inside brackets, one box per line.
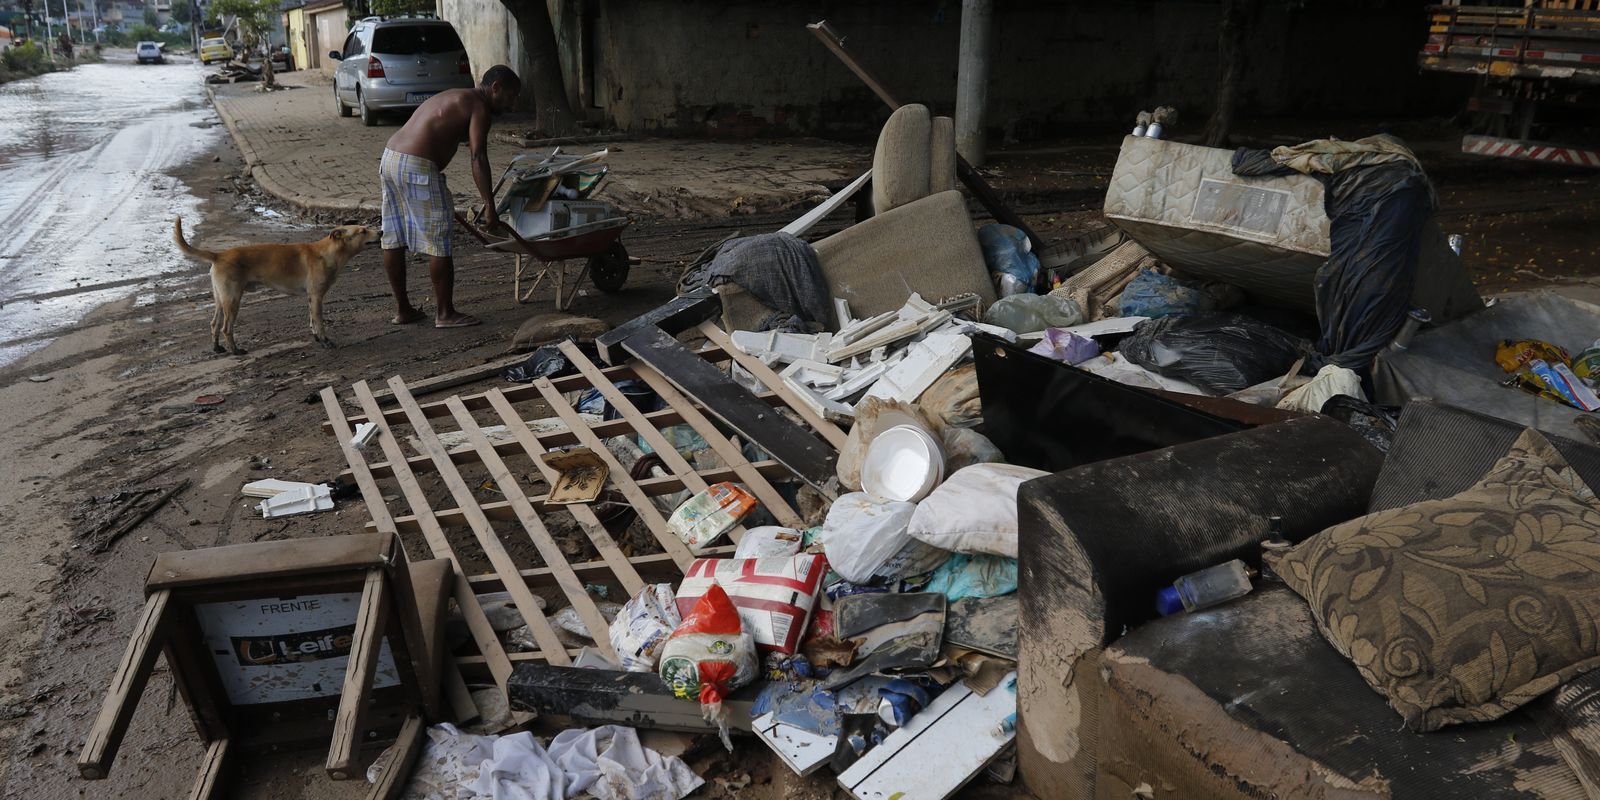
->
[437, 0, 1449, 140]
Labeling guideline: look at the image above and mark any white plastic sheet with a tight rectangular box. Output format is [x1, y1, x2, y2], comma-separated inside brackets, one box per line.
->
[394, 723, 702, 800]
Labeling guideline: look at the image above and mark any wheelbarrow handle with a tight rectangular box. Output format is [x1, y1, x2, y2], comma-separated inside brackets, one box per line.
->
[454, 213, 540, 253]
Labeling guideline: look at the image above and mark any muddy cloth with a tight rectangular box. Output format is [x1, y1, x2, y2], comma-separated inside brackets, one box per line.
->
[1119, 313, 1311, 396]
[706, 233, 830, 332]
[1234, 136, 1435, 372]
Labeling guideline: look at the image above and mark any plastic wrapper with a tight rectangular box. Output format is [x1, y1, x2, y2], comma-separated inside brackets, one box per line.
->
[609, 584, 681, 673]
[673, 554, 826, 655]
[981, 293, 1084, 334]
[1495, 339, 1573, 374]
[666, 482, 758, 555]
[1026, 328, 1101, 366]
[924, 554, 1018, 601]
[978, 224, 1040, 296]
[552, 602, 624, 642]
[1119, 313, 1310, 395]
[503, 337, 584, 383]
[658, 584, 759, 750]
[1118, 269, 1217, 319]
[821, 492, 947, 585]
[1574, 340, 1600, 385]
[731, 526, 804, 559]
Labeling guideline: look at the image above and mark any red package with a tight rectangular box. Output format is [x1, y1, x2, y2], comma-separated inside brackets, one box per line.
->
[658, 583, 758, 750]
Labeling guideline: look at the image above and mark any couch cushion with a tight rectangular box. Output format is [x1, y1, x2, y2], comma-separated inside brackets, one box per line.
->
[872, 104, 933, 215]
[1273, 427, 1600, 732]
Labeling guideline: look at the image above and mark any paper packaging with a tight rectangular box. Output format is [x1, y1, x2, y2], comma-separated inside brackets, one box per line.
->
[674, 555, 827, 656]
[610, 584, 681, 673]
[541, 447, 610, 505]
[667, 483, 759, 555]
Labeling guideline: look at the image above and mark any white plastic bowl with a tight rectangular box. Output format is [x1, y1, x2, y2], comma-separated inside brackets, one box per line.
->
[862, 424, 945, 503]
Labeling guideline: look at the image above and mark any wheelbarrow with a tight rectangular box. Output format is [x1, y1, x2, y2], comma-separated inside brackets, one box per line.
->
[455, 213, 632, 311]
[457, 147, 635, 311]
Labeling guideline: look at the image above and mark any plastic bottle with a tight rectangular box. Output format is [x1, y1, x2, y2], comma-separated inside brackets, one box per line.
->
[1156, 559, 1254, 616]
[1573, 339, 1600, 388]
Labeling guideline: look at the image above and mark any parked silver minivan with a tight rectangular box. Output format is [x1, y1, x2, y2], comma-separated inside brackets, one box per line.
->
[331, 14, 472, 126]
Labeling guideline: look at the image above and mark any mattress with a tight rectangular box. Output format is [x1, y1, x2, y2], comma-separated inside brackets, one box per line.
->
[1103, 135, 1331, 311]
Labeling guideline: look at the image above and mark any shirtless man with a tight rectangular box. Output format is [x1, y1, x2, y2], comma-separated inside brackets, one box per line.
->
[379, 65, 521, 328]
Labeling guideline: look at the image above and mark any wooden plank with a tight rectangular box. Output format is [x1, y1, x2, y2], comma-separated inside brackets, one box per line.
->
[621, 327, 838, 491]
[464, 546, 735, 594]
[365, 352, 530, 407]
[345, 382, 522, 687]
[480, 390, 646, 597]
[506, 663, 758, 734]
[697, 322, 849, 450]
[366, 715, 426, 800]
[384, 377, 573, 666]
[595, 288, 721, 366]
[324, 345, 734, 434]
[445, 394, 624, 662]
[352, 395, 791, 480]
[327, 569, 390, 780]
[836, 673, 1017, 799]
[186, 738, 231, 800]
[375, 461, 792, 534]
[531, 377, 697, 569]
[78, 589, 174, 780]
[623, 347, 807, 529]
[782, 169, 872, 237]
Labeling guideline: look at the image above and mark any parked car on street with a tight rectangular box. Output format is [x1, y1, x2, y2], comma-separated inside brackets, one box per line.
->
[199, 37, 233, 65]
[135, 41, 163, 64]
[331, 14, 472, 126]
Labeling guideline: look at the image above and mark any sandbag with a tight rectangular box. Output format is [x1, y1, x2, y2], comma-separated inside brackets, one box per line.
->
[657, 584, 758, 750]
[918, 363, 982, 430]
[822, 493, 947, 585]
[979, 223, 1040, 296]
[1277, 364, 1364, 413]
[610, 584, 681, 673]
[906, 463, 1049, 558]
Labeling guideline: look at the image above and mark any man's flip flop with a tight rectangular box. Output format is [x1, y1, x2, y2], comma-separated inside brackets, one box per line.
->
[435, 315, 482, 329]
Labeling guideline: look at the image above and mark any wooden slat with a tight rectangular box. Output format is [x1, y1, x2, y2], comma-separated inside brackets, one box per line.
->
[374, 461, 792, 535]
[621, 346, 808, 529]
[327, 568, 389, 780]
[383, 377, 572, 666]
[78, 589, 174, 780]
[342, 383, 521, 687]
[186, 738, 231, 800]
[463, 546, 734, 594]
[532, 377, 698, 569]
[325, 345, 735, 434]
[364, 353, 529, 407]
[349, 392, 792, 480]
[481, 389, 646, 597]
[366, 715, 426, 800]
[697, 321, 850, 451]
[445, 394, 624, 662]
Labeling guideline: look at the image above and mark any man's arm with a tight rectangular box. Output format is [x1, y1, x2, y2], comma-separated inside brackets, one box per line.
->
[467, 99, 505, 233]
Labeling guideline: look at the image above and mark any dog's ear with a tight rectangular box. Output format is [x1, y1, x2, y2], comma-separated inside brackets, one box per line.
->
[330, 228, 346, 240]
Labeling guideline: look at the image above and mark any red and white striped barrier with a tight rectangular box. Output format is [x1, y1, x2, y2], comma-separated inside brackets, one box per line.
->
[1463, 135, 1600, 167]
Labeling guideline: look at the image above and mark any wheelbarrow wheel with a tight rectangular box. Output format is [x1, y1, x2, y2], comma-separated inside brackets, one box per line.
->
[588, 241, 630, 293]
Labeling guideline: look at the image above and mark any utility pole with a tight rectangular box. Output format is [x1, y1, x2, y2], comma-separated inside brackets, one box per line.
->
[954, 0, 993, 167]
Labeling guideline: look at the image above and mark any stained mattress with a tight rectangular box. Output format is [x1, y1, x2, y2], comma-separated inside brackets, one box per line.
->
[1103, 135, 1332, 311]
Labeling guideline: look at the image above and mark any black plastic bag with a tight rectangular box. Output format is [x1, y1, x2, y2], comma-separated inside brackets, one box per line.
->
[1120, 313, 1310, 395]
[1320, 395, 1400, 453]
[503, 336, 596, 383]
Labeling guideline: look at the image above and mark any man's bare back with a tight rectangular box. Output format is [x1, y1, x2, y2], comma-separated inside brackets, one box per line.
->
[385, 88, 484, 169]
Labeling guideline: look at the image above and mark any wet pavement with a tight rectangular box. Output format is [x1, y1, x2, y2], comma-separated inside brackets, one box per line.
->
[0, 56, 222, 366]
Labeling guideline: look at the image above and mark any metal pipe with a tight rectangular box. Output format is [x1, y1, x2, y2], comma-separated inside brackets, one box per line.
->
[955, 0, 993, 166]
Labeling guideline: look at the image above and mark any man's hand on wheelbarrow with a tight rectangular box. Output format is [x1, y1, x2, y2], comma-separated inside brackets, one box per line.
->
[482, 217, 510, 237]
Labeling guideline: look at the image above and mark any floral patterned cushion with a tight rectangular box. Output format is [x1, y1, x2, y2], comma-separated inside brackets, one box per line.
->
[1270, 427, 1600, 732]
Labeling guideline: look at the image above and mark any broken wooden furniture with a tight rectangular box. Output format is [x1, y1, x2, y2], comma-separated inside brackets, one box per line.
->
[77, 533, 452, 799]
[320, 313, 845, 707]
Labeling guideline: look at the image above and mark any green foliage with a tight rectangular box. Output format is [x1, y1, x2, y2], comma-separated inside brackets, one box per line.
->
[142, 7, 158, 28]
[209, 0, 276, 46]
[171, 0, 191, 24]
[368, 0, 433, 16]
[126, 22, 159, 41]
[2, 41, 47, 72]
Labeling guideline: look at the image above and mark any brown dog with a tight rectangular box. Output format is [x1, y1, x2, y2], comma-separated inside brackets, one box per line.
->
[173, 217, 378, 354]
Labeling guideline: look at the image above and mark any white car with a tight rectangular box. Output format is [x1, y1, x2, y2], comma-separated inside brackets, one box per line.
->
[135, 41, 163, 64]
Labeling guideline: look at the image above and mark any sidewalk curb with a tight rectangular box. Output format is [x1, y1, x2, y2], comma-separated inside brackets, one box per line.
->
[207, 84, 381, 217]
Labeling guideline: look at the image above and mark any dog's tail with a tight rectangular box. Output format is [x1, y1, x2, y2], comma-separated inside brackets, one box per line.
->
[173, 217, 219, 263]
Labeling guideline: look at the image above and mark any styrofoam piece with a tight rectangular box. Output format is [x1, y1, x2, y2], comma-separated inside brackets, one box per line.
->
[754, 711, 836, 777]
[731, 330, 834, 365]
[350, 422, 379, 449]
[258, 483, 334, 518]
[837, 673, 1017, 799]
[781, 359, 845, 389]
[784, 374, 857, 424]
[824, 359, 893, 403]
[863, 334, 972, 403]
[833, 310, 898, 348]
[1057, 316, 1149, 338]
[861, 424, 944, 503]
[241, 478, 309, 499]
[834, 297, 855, 327]
[935, 319, 1018, 343]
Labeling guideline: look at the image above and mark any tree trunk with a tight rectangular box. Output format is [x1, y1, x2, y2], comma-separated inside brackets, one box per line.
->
[261, 35, 275, 88]
[504, 0, 575, 135]
[1203, 0, 1260, 148]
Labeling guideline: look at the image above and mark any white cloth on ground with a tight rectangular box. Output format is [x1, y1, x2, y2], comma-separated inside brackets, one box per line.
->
[395, 723, 702, 800]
